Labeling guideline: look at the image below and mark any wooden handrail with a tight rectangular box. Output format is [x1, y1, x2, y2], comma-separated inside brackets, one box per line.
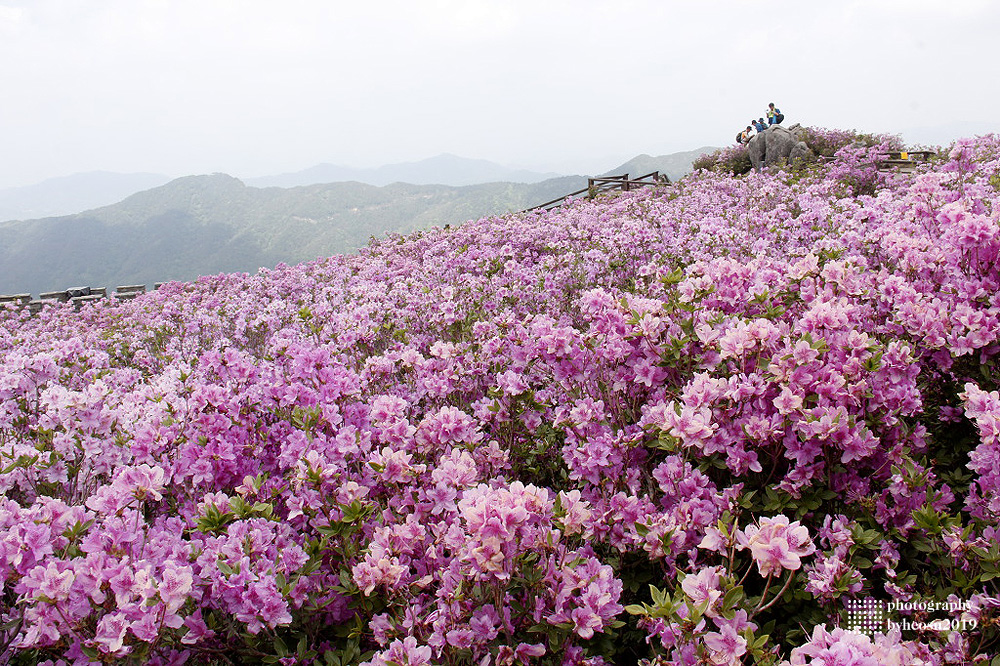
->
[524, 171, 665, 213]
[526, 187, 592, 212]
[877, 148, 938, 172]
[883, 150, 935, 161]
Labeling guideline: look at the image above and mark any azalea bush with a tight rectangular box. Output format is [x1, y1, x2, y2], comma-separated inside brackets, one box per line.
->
[2, 131, 1000, 665]
[796, 126, 905, 159]
[691, 143, 752, 176]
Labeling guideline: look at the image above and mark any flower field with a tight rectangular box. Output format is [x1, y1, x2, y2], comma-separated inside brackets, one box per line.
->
[2, 130, 1000, 665]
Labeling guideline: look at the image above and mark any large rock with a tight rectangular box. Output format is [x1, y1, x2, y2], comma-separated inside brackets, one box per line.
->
[747, 123, 814, 170]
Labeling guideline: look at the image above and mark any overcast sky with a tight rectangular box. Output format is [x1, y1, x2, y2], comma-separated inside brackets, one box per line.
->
[1, 0, 998, 189]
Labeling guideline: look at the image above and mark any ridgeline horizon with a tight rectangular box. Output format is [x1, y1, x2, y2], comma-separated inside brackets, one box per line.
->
[0, 148, 716, 296]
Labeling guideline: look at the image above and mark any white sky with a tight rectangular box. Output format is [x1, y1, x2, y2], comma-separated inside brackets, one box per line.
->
[1, 0, 998, 188]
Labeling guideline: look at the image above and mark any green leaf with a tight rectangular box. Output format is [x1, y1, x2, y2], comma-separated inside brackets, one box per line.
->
[662, 267, 685, 284]
[80, 645, 102, 659]
[649, 584, 667, 607]
[252, 501, 274, 519]
[687, 598, 709, 626]
[722, 585, 744, 611]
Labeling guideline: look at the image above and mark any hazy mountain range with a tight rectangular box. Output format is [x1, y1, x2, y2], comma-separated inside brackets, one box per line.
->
[245, 153, 562, 188]
[0, 155, 560, 223]
[0, 172, 173, 222]
[0, 149, 716, 296]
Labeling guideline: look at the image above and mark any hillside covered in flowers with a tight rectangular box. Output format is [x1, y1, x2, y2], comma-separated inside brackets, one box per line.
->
[2, 129, 999, 665]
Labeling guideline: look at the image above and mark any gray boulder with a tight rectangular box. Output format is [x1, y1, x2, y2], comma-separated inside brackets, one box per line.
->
[747, 123, 814, 170]
[747, 132, 767, 168]
[789, 140, 812, 164]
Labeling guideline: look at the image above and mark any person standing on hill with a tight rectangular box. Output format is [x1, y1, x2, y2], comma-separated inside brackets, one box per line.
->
[767, 103, 784, 125]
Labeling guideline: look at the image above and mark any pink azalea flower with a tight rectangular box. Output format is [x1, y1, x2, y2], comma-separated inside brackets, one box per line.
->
[737, 515, 816, 577]
[680, 566, 723, 617]
[93, 611, 130, 655]
[703, 623, 749, 665]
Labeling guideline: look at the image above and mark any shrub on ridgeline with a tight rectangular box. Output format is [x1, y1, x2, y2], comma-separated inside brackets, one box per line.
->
[797, 126, 905, 158]
[1, 132, 1000, 665]
[692, 143, 753, 176]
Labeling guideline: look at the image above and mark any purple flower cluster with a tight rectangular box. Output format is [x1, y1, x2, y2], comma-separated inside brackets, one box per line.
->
[2, 129, 1000, 664]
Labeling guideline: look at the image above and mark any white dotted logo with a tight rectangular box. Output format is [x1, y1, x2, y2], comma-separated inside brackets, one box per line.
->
[846, 598, 885, 635]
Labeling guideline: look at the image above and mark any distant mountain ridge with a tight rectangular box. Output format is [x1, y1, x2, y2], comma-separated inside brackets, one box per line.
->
[246, 153, 562, 188]
[0, 174, 585, 295]
[0, 171, 172, 222]
[0, 149, 720, 225]
[0, 147, 718, 295]
[0, 156, 559, 224]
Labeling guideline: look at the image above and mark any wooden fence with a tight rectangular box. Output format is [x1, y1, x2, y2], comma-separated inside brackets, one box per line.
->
[878, 149, 936, 172]
[0, 284, 159, 314]
[524, 171, 667, 213]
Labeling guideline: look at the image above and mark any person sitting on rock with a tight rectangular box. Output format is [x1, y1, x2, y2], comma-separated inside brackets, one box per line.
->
[767, 103, 784, 125]
[753, 118, 768, 132]
[740, 125, 756, 145]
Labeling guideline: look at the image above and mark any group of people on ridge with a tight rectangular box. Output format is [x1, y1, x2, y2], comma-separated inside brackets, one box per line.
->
[736, 103, 784, 145]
